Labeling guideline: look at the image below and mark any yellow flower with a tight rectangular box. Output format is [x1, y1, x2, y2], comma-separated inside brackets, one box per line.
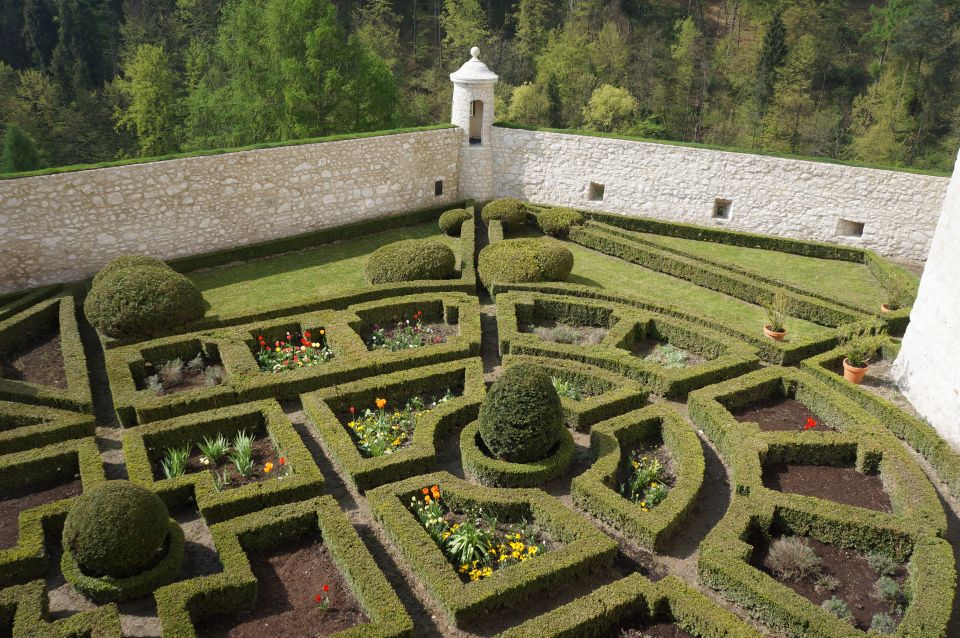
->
[264, 462, 274, 473]
[376, 398, 387, 409]
[319, 329, 326, 335]
[651, 482, 658, 488]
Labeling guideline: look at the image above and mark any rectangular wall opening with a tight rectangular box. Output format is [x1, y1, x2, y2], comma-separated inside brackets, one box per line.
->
[434, 180, 444, 197]
[712, 198, 732, 219]
[836, 219, 865, 238]
[588, 182, 605, 201]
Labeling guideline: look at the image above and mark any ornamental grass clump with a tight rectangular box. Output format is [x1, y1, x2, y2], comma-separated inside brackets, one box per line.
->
[477, 363, 565, 463]
[346, 393, 453, 457]
[767, 536, 823, 582]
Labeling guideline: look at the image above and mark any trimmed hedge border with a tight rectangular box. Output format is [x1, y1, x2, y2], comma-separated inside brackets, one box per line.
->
[496, 573, 764, 638]
[153, 496, 412, 638]
[0, 284, 62, 322]
[460, 420, 575, 487]
[0, 295, 93, 413]
[490, 281, 838, 365]
[487, 219, 505, 244]
[801, 341, 960, 501]
[497, 291, 760, 398]
[105, 292, 482, 426]
[368, 471, 618, 627]
[122, 400, 323, 523]
[0, 437, 106, 588]
[0, 401, 95, 456]
[302, 358, 485, 492]
[0, 579, 121, 637]
[500, 355, 648, 431]
[570, 404, 704, 551]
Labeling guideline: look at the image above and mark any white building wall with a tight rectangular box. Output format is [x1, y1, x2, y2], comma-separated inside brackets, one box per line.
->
[491, 127, 948, 261]
[894, 148, 960, 448]
[0, 129, 462, 293]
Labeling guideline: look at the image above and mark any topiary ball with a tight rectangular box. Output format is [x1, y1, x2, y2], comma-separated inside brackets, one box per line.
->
[62, 481, 171, 578]
[538, 207, 585, 238]
[365, 239, 457, 284]
[91, 255, 172, 288]
[477, 238, 574, 289]
[439, 208, 472, 236]
[481, 198, 528, 229]
[478, 364, 565, 463]
[84, 266, 205, 340]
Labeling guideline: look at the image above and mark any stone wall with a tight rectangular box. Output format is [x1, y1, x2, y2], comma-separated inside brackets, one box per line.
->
[894, 148, 960, 449]
[491, 127, 949, 261]
[0, 128, 461, 293]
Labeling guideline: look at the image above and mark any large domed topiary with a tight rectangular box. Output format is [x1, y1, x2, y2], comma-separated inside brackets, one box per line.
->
[62, 481, 171, 578]
[84, 266, 205, 340]
[365, 239, 457, 284]
[91, 254, 172, 288]
[537, 207, 585, 238]
[439, 208, 473, 236]
[481, 198, 528, 229]
[477, 363, 565, 463]
[477, 238, 574, 289]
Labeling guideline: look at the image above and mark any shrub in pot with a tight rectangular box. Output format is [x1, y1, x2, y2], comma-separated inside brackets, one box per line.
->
[762, 289, 789, 340]
[439, 208, 472, 236]
[481, 198, 528, 229]
[880, 275, 915, 313]
[364, 239, 457, 284]
[477, 363, 565, 463]
[839, 323, 887, 384]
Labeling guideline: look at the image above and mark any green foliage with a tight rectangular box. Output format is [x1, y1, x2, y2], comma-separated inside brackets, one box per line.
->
[838, 322, 887, 367]
[508, 83, 550, 126]
[871, 612, 897, 634]
[364, 239, 457, 284]
[477, 239, 574, 289]
[481, 198, 528, 229]
[477, 363, 564, 463]
[62, 480, 170, 578]
[537, 207, 584, 238]
[439, 208, 472, 236]
[161, 445, 190, 479]
[582, 84, 638, 134]
[91, 255, 171, 287]
[754, 10, 787, 112]
[762, 288, 789, 332]
[1, 124, 41, 173]
[84, 265, 206, 340]
[115, 44, 182, 157]
[867, 552, 900, 576]
[821, 596, 854, 623]
[766, 537, 822, 581]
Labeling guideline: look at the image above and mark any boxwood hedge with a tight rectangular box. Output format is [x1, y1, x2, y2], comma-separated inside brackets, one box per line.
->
[460, 419, 575, 487]
[0, 401, 95, 456]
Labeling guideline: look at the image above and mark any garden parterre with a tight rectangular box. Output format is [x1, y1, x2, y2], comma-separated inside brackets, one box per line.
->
[0, 200, 956, 638]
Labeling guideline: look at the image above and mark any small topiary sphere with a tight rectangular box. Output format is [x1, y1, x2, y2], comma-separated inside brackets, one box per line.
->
[439, 208, 472, 236]
[365, 239, 457, 284]
[84, 266, 205, 340]
[478, 364, 565, 463]
[477, 238, 574, 289]
[63, 481, 171, 578]
[481, 198, 528, 229]
[538, 208, 585, 238]
[91, 255, 171, 288]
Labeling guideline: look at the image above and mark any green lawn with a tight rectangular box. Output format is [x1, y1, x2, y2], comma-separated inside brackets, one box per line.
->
[190, 221, 457, 317]
[631, 232, 889, 311]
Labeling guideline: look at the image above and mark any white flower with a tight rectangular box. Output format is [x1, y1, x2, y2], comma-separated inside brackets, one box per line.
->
[200, 456, 210, 466]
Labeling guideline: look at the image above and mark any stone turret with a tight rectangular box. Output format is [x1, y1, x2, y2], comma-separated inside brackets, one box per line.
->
[450, 47, 497, 201]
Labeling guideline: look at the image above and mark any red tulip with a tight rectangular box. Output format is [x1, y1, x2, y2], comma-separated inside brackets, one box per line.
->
[323, 584, 330, 592]
[315, 594, 322, 603]
[804, 417, 817, 430]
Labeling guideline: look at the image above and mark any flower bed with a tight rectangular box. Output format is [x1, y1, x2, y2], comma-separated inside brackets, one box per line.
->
[255, 329, 332, 372]
[368, 310, 454, 351]
[346, 393, 454, 458]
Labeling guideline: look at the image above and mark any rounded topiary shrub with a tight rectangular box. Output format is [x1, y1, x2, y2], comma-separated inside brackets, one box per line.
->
[439, 208, 472, 236]
[84, 266, 205, 340]
[365, 239, 457, 284]
[63, 481, 171, 578]
[538, 207, 585, 238]
[481, 198, 527, 229]
[477, 363, 565, 463]
[91, 255, 171, 288]
[477, 238, 574, 289]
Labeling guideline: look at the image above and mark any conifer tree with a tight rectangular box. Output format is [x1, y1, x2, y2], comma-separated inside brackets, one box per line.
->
[1, 124, 42, 173]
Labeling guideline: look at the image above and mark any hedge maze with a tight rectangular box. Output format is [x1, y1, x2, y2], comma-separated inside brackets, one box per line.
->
[0, 200, 957, 638]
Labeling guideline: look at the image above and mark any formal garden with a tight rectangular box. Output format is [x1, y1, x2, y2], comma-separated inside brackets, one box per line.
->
[1, 197, 957, 638]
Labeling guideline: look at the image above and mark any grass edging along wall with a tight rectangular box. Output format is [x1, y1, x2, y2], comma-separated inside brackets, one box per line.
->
[496, 573, 764, 638]
[500, 355, 649, 430]
[0, 580, 121, 638]
[496, 291, 760, 398]
[105, 292, 482, 426]
[460, 420, 575, 487]
[154, 496, 413, 638]
[302, 359, 485, 492]
[0, 295, 93, 413]
[570, 404, 704, 552]
[687, 366, 946, 536]
[697, 498, 955, 638]
[0, 437, 105, 588]
[801, 343, 960, 500]
[368, 471, 618, 627]
[122, 400, 323, 523]
[0, 401, 95, 456]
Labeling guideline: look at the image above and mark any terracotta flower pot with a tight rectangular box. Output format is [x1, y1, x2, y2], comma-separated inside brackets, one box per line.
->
[880, 303, 892, 314]
[764, 325, 787, 341]
[843, 358, 869, 384]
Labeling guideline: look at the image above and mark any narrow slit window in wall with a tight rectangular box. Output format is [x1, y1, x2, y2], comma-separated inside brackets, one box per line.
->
[713, 198, 732, 219]
[836, 219, 865, 238]
[435, 180, 444, 197]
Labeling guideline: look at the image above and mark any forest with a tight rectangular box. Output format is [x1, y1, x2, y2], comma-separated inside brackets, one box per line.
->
[0, 0, 958, 174]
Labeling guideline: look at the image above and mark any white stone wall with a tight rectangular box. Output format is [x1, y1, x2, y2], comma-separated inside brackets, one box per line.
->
[0, 129, 461, 293]
[491, 127, 949, 261]
[894, 148, 960, 449]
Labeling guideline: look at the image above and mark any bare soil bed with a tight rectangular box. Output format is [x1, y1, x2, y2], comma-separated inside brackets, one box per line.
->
[151, 437, 282, 489]
[0, 478, 81, 549]
[631, 339, 707, 368]
[762, 464, 892, 512]
[520, 319, 609, 346]
[0, 331, 67, 388]
[732, 396, 836, 432]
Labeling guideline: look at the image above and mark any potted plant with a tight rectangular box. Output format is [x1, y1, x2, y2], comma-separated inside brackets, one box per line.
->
[762, 289, 789, 341]
[839, 323, 887, 384]
[880, 276, 915, 314]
